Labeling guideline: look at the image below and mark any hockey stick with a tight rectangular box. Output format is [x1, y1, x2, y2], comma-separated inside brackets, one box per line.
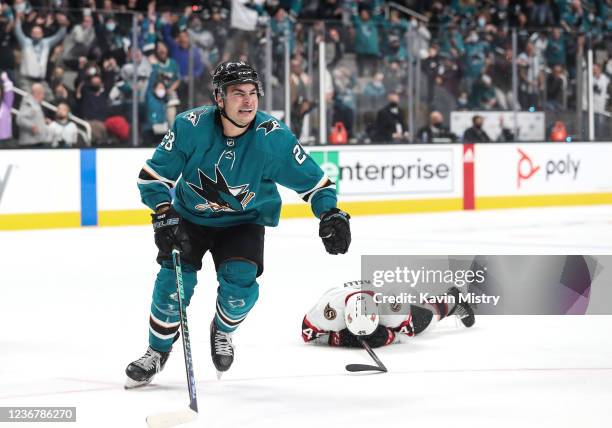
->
[345, 338, 388, 373]
[146, 249, 198, 428]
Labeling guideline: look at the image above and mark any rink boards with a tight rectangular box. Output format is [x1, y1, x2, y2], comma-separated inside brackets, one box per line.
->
[1, 143, 612, 230]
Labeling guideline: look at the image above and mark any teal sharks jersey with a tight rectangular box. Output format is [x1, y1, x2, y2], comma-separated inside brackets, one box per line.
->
[138, 106, 337, 227]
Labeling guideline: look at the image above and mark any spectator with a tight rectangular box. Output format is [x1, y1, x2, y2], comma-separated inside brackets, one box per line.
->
[204, 3, 229, 63]
[469, 74, 498, 110]
[331, 66, 357, 140]
[489, 0, 515, 27]
[289, 56, 313, 139]
[315, 23, 344, 70]
[14, 12, 69, 90]
[416, 111, 457, 143]
[362, 72, 386, 103]
[160, 21, 204, 108]
[526, 0, 555, 27]
[269, 7, 296, 72]
[382, 60, 406, 96]
[77, 74, 109, 143]
[561, 0, 592, 33]
[188, 14, 217, 72]
[16, 83, 53, 147]
[462, 114, 491, 143]
[143, 80, 169, 146]
[351, 5, 382, 77]
[583, 63, 611, 139]
[438, 24, 464, 61]
[149, 41, 180, 123]
[546, 65, 566, 111]
[517, 41, 543, 109]
[491, 46, 514, 109]
[77, 74, 109, 121]
[496, 116, 515, 142]
[313, 0, 343, 20]
[371, 92, 409, 143]
[383, 9, 409, 63]
[52, 82, 77, 113]
[546, 28, 566, 67]
[0, 72, 14, 143]
[0, 3, 15, 79]
[49, 102, 78, 147]
[431, 75, 458, 122]
[61, 12, 95, 70]
[92, 10, 126, 64]
[462, 29, 490, 90]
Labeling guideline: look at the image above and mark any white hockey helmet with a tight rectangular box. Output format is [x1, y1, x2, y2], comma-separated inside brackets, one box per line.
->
[344, 292, 379, 336]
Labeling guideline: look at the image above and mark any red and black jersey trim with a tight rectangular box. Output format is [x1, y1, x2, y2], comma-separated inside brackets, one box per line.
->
[302, 316, 327, 342]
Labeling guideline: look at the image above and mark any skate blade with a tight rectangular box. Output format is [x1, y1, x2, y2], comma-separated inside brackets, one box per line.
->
[146, 408, 197, 428]
[124, 376, 152, 389]
[216, 370, 223, 380]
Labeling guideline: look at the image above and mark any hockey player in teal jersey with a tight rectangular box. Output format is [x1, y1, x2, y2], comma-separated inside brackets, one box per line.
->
[125, 61, 351, 387]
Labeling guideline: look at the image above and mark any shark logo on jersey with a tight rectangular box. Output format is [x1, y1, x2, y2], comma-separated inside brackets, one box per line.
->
[187, 166, 255, 212]
[186, 108, 208, 127]
[257, 119, 281, 136]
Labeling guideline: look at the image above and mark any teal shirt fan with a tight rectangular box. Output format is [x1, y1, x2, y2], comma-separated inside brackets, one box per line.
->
[138, 106, 337, 226]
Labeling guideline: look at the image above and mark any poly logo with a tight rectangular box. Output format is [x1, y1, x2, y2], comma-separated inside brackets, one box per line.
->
[517, 148, 580, 188]
[517, 149, 539, 188]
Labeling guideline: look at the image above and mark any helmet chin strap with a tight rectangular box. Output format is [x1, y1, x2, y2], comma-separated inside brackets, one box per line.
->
[219, 107, 250, 129]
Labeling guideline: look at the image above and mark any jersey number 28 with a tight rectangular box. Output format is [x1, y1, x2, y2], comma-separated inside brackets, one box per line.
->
[293, 143, 306, 165]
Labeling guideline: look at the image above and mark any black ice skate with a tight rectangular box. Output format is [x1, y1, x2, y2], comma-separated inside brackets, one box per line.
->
[125, 346, 171, 389]
[447, 287, 476, 328]
[210, 320, 234, 379]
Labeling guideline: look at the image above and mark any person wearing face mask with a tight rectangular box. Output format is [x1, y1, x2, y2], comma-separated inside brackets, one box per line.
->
[61, 13, 95, 70]
[416, 111, 457, 144]
[463, 114, 492, 143]
[49, 102, 78, 147]
[14, 12, 69, 90]
[462, 30, 490, 91]
[371, 92, 409, 143]
[76, 74, 110, 144]
[143, 80, 170, 146]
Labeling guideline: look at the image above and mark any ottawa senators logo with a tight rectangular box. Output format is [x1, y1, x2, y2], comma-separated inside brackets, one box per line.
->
[324, 303, 337, 320]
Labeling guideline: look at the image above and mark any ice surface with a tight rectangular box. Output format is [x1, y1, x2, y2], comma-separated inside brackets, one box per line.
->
[1, 205, 612, 427]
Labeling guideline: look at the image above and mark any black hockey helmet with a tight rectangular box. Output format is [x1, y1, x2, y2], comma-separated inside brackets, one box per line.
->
[212, 61, 264, 99]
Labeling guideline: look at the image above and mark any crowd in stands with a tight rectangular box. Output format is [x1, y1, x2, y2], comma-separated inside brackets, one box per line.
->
[0, 0, 611, 147]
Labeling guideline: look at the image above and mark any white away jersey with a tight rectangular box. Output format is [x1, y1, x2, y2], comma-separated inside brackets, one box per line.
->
[301, 285, 415, 345]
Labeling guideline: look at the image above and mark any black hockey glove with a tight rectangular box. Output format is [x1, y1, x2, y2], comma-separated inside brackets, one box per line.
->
[151, 205, 191, 257]
[338, 325, 394, 349]
[319, 208, 351, 254]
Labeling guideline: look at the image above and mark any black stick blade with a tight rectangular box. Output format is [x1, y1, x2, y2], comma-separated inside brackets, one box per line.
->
[345, 364, 387, 373]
